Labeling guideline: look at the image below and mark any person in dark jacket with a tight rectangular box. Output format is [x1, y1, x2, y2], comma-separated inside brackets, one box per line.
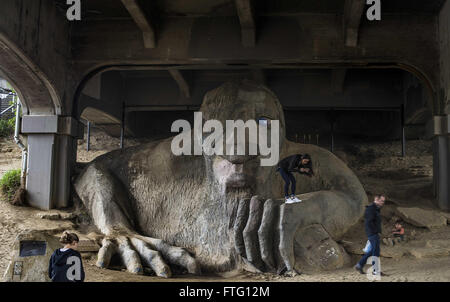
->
[277, 153, 314, 203]
[355, 195, 385, 275]
[48, 231, 85, 282]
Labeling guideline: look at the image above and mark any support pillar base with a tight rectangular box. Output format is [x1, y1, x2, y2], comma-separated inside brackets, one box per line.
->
[22, 115, 81, 210]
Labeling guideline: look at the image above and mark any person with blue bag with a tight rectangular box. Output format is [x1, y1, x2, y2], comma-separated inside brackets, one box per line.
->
[355, 195, 385, 276]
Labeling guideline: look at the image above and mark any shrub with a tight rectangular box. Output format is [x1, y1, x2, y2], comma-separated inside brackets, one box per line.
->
[0, 169, 21, 201]
[0, 116, 15, 137]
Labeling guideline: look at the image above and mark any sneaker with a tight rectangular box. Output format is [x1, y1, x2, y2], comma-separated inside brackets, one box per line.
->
[285, 197, 295, 204]
[290, 195, 302, 203]
[372, 271, 385, 277]
[354, 264, 364, 274]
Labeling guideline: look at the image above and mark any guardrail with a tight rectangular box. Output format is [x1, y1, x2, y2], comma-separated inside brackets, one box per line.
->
[1, 103, 15, 117]
[1, 87, 17, 120]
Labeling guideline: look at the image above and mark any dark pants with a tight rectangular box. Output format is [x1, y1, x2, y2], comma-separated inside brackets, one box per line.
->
[278, 168, 296, 197]
[358, 234, 380, 268]
[394, 234, 404, 241]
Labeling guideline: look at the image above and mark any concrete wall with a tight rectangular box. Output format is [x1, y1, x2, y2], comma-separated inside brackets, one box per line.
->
[116, 69, 404, 108]
[81, 68, 408, 139]
[73, 14, 441, 114]
[270, 69, 404, 108]
[403, 72, 430, 124]
[0, 0, 73, 115]
[125, 108, 403, 141]
[440, 0, 450, 114]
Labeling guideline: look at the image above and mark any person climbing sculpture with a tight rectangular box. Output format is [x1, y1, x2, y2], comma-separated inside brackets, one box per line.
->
[277, 153, 314, 203]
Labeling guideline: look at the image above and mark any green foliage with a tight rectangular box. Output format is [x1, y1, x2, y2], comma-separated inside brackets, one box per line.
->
[8, 97, 16, 106]
[0, 92, 18, 137]
[0, 169, 21, 201]
[0, 116, 15, 137]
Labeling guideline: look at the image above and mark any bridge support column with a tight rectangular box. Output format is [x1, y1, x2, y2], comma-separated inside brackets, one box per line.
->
[428, 115, 450, 211]
[21, 115, 81, 210]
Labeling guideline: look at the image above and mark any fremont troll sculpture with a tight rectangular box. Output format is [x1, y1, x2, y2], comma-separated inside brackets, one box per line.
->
[74, 80, 367, 277]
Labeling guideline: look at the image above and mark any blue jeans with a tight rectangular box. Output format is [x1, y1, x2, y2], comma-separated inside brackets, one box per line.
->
[278, 168, 296, 197]
[358, 234, 380, 268]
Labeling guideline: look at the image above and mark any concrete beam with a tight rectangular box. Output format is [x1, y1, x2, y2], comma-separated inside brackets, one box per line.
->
[96, 69, 407, 111]
[72, 14, 440, 116]
[331, 69, 347, 94]
[0, 33, 59, 115]
[120, 0, 156, 48]
[235, 0, 256, 47]
[425, 115, 450, 138]
[21, 115, 81, 137]
[405, 107, 431, 125]
[81, 107, 121, 125]
[250, 69, 266, 85]
[72, 15, 439, 81]
[78, 93, 122, 125]
[168, 70, 190, 99]
[343, 0, 366, 47]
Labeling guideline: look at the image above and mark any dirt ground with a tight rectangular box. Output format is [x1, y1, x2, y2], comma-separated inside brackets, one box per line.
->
[0, 138, 21, 176]
[1, 131, 450, 282]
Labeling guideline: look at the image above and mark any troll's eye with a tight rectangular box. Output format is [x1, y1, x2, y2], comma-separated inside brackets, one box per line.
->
[257, 117, 271, 127]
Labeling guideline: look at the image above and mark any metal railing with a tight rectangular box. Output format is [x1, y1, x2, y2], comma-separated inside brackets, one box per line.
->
[0, 87, 17, 119]
[1, 103, 15, 118]
[287, 106, 405, 156]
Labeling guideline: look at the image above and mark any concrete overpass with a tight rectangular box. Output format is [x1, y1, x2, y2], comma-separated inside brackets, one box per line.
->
[0, 0, 448, 211]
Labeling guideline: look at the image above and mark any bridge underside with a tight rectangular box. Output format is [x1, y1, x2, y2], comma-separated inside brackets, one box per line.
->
[0, 0, 448, 211]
